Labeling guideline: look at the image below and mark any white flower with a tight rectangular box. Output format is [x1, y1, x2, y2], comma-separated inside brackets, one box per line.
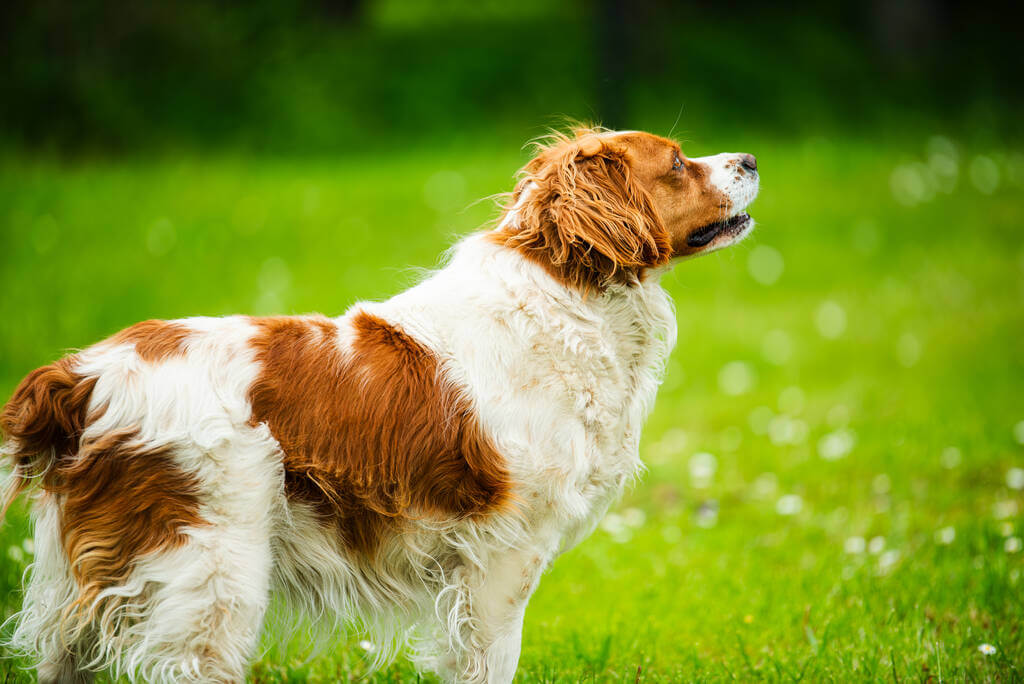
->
[654, 428, 688, 458]
[935, 527, 956, 545]
[815, 300, 847, 339]
[1005, 537, 1022, 554]
[878, 549, 900, 574]
[940, 446, 962, 469]
[818, 429, 855, 461]
[978, 643, 997, 655]
[749, 406, 774, 435]
[969, 156, 1000, 194]
[358, 640, 376, 652]
[751, 472, 778, 499]
[776, 494, 803, 516]
[868, 536, 886, 554]
[695, 500, 719, 529]
[896, 332, 922, 367]
[689, 452, 717, 488]
[600, 513, 632, 543]
[993, 500, 1020, 519]
[770, 416, 808, 446]
[890, 163, 933, 206]
[1006, 468, 1024, 491]
[761, 329, 793, 366]
[718, 361, 755, 396]
[601, 513, 625, 535]
[844, 536, 866, 554]
[622, 507, 646, 528]
[747, 245, 785, 285]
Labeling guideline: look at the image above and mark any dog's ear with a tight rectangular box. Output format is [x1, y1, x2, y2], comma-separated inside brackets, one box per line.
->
[503, 132, 671, 292]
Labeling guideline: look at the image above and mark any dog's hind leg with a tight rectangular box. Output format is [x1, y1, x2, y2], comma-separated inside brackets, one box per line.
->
[25, 431, 280, 682]
[6, 496, 96, 683]
[110, 521, 275, 683]
[103, 435, 282, 683]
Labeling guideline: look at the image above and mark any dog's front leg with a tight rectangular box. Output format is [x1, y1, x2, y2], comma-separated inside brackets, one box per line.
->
[420, 536, 556, 684]
[470, 544, 551, 683]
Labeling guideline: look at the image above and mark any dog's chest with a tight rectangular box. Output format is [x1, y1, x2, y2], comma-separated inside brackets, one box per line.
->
[497, 282, 675, 503]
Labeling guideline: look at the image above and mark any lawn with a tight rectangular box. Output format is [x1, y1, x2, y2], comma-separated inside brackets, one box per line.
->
[1, 133, 1022, 681]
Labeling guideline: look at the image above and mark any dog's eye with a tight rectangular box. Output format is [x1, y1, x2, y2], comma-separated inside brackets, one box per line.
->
[672, 156, 683, 171]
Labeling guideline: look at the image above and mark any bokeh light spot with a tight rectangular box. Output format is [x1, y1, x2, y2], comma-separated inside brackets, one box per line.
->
[747, 245, 784, 285]
[815, 300, 847, 339]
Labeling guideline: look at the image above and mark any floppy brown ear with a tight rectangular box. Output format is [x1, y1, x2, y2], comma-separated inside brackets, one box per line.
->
[499, 136, 671, 292]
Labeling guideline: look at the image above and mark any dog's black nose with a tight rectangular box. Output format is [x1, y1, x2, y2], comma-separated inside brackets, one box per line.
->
[740, 154, 757, 173]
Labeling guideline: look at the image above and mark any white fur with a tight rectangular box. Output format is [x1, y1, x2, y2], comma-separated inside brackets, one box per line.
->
[691, 152, 760, 251]
[0, 132, 768, 682]
[3, 233, 678, 683]
[694, 152, 760, 213]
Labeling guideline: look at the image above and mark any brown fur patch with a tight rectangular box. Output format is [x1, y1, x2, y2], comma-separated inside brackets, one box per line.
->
[247, 313, 512, 556]
[490, 128, 671, 293]
[491, 128, 734, 288]
[1, 355, 205, 614]
[51, 429, 206, 613]
[0, 356, 97, 471]
[619, 134, 736, 257]
[108, 319, 191, 362]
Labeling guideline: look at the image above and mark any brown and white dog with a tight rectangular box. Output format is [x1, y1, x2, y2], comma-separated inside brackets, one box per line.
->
[0, 128, 758, 683]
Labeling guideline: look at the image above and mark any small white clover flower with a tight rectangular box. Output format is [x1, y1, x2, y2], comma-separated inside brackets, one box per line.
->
[1014, 420, 1024, 445]
[688, 452, 718, 488]
[878, 550, 900, 574]
[868, 536, 886, 554]
[935, 526, 956, 545]
[622, 507, 646, 529]
[1005, 537, 1022, 554]
[978, 643, 997, 655]
[940, 446, 962, 469]
[1007, 467, 1024, 491]
[993, 500, 1019, 519]
[844, 536, 866, 554]
[695, 500, 719, 529]
[818, 428, 855, 461]
[358, 640, 375, 652]
[776, 494, 803, 516]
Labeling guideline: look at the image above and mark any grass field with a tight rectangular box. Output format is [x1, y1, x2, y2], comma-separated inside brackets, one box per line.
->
[1, 132, 1022, 681]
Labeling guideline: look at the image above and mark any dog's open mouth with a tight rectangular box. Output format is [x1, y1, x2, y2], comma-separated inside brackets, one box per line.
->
[686, 212, 752, 248]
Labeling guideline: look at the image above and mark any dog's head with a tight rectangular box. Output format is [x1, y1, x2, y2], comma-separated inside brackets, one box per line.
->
[494, 127, 759, 291]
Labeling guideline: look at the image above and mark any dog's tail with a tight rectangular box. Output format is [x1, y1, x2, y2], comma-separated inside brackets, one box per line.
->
[0, 356, 97, 517]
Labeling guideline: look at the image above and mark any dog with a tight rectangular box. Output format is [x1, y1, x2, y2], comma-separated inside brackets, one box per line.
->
[0, 127, 758, 683]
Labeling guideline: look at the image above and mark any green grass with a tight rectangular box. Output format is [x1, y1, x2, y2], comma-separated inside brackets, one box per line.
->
[1, 134, 1022, 681]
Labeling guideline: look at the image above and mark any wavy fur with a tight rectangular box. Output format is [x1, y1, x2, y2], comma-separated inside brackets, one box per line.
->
[0, 128, 759, 683]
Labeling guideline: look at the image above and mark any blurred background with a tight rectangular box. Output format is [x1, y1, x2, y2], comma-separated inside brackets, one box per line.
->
[1, 1, 1022, 681]
[1, 0, 1020, 153]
